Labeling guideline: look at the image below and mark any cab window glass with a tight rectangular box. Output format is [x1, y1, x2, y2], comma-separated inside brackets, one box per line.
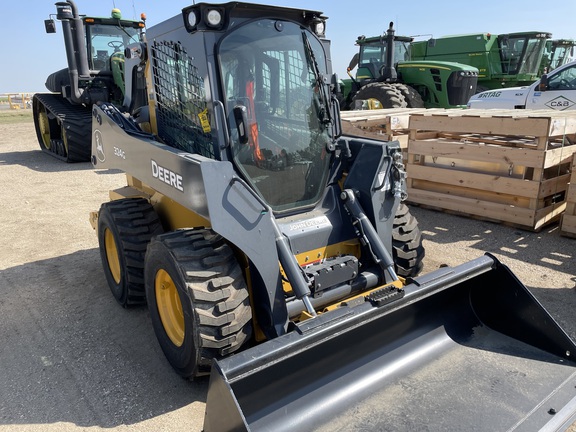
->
[548, 65, 576, 90]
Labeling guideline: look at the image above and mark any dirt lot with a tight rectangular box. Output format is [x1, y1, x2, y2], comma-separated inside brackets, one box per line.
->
[1, 115, 575, 431]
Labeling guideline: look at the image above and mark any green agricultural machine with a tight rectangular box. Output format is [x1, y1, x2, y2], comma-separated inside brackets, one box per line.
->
[32, 1, 145, 161]
[411, 31, 552, 92]
[341, 23, 478, 110]
[541, 39, 576, 74]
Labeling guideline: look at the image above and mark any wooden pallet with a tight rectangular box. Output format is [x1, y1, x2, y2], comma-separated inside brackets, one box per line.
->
[405, 109, 576, 231]
[560, 155, 576, 238]
[340, 108, 448, 156]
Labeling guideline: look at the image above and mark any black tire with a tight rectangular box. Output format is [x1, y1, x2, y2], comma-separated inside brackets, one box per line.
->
[145, 229, 253, 378]
[392, 203, 425, 278]
[392, 83, 425, 108]
[352, 82, 408, 109]
[98, 198, 164, 307]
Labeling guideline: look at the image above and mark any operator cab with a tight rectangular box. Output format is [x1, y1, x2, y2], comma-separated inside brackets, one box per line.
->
[218, 16, 334, 213]
[498, 32, 550, 75]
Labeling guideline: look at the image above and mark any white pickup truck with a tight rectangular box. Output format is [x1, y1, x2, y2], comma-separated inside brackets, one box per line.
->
[467, 60, 576, 110]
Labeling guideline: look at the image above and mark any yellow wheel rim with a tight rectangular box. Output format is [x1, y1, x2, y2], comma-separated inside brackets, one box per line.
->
[61, 123, 69, 154]
[104, 228, 121, 284]
[155, 269, 185, 347]
[37, 107, 52, 150]
[365, 98, 383, 110]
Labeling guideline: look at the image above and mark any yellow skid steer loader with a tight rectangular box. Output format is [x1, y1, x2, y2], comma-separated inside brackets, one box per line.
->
[86, 2, 576, 430]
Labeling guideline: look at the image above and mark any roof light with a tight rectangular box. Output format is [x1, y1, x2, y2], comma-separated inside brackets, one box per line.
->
[187, 10, 198, 28]
[311, 18, 326, 37]
[206, 9, 222, 27]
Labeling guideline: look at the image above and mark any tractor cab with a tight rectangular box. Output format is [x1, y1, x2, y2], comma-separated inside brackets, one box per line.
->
[352, 35, 413, 80]
[83, 16, 143, 73]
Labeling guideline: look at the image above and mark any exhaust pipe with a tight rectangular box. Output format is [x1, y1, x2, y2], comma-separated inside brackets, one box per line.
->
[204, 254, 576, 431]
[380, 22, 397, 82]
[55, 1, 90, 103]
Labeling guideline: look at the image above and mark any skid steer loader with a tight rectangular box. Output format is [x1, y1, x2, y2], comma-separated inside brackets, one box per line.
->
[89, 3, 576, 430]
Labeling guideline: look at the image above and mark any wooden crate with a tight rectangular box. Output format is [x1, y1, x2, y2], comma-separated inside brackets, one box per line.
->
[405, 109, 576, 231]
[340, 108, 446, 159]
[560, 155, 576, 238]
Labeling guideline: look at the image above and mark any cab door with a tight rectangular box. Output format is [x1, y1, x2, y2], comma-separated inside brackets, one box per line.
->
[526, 62, 576, 110]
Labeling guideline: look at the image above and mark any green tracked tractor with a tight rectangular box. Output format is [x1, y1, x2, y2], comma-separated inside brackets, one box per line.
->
[32, 1, 145, 162]
[86, 2, 576, 430]
[341, 23, 479, 110]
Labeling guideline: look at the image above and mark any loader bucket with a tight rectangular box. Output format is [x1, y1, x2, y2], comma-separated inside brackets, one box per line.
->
[204, 254, 576, 432]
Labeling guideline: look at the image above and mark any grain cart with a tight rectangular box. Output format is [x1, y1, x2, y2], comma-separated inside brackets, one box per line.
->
[341, 23, 478, 109]
[89, 3, 576, 430]
[32, 1, 145, 161]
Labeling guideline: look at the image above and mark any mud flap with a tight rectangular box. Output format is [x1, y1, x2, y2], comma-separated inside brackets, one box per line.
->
[204, 254, 576, 432]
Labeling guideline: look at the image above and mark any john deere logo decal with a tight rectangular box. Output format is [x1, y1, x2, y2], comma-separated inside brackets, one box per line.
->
[94, 130, 105, 162]
[545, 96, 575, 111]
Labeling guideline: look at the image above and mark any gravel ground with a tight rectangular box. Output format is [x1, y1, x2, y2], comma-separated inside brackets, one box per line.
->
[1, 118, 575, 431]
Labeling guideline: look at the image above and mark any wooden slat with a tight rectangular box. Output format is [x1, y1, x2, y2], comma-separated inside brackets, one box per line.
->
[533, 203, 568, 230]
[408, 140, 545, 168]
[409, 113, 551, 137]
[410, 179, 530, 207]
[538, 174, 571, 198]
[408, 164, 540, 198]
[406, 188, 535, 226]
[407, 188, 565, 231]
[543, 145, 576, 169]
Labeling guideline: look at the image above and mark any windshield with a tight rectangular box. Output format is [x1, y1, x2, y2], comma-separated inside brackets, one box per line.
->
[549, 44, 573, 71]
[219, 19, 332, 212]
[499, 35, 546, 76]
[548, 63, 576, 90]
[85, 23, 141, 71]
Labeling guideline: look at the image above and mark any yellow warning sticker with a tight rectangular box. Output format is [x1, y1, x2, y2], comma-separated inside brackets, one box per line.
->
[198, 109, 211, 133]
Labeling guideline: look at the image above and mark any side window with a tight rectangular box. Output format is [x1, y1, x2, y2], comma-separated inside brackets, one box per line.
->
[150, 40, 214, 158]
[548, 65, 576, 90]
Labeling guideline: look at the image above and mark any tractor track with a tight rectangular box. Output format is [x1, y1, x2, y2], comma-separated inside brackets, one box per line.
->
[33, 93, 93, 162]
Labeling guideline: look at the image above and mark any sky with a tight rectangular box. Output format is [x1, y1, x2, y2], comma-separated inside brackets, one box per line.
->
[1, 0, 575, 93]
